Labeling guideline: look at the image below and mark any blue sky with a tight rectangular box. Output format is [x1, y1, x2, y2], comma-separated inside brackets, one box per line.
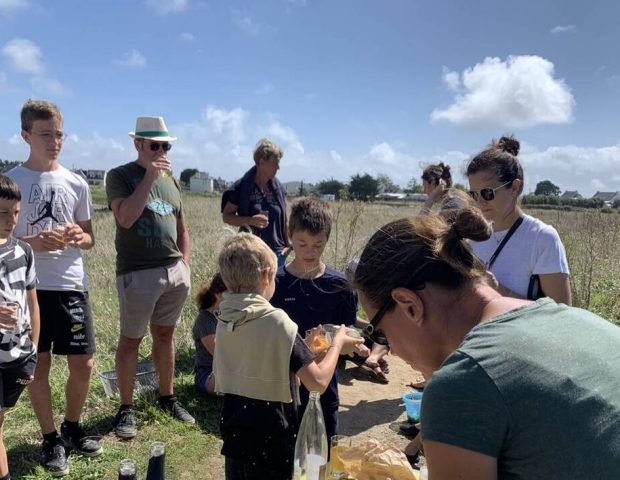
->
[1, 0, 619, 195]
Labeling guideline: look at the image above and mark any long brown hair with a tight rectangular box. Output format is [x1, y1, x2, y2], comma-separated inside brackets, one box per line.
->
[354, 208, 492, 309]
[196, 273, 227, 311]
[422, 162, 452, 188]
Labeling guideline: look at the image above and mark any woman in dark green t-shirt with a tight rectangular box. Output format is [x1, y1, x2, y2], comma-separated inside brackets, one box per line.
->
[352, 209, 620, 480]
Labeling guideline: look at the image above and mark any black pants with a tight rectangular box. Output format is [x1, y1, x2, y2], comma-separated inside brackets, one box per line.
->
[225, 456, 292, 480]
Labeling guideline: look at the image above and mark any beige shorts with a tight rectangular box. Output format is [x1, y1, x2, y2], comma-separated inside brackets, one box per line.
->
[116, 259, 191, 339]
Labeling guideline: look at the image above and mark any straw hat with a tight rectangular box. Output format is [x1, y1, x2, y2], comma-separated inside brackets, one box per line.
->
[129, 116, 177, 141]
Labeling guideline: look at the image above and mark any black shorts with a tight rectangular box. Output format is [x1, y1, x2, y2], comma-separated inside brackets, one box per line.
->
[0, 354, 36, 409]
[37, 291, 96, 356]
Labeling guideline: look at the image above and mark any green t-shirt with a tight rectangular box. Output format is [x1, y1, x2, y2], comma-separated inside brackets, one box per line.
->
[422, 298, 620, 479]
[106, 162, 183, 275]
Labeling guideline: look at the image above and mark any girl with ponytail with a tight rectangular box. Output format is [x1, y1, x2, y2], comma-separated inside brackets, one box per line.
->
[193, 273, 227, 395]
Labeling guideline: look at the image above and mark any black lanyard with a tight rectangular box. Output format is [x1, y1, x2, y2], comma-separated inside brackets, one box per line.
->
[487, 217, 524, 269]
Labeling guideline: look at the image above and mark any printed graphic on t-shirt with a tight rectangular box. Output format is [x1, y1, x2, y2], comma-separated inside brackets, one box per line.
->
[146, 199, 174, 216]
[24, 183, 70, 234]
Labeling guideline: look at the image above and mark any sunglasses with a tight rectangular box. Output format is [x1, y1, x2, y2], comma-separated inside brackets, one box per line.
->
[468, 180, 512, 202]
[148, 141, 172, 152]
[363, 298, 394, 346]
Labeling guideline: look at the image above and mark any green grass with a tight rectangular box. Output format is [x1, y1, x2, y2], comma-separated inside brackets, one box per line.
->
[4, 195, 620, 478]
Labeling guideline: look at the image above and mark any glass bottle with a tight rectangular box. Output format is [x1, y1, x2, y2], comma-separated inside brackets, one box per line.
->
[145, 442, 166, 480]
[293, 391, 328, 480]
[118, 458, 137, 480]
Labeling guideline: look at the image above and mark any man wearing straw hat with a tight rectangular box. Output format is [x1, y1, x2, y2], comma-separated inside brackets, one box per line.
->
[106, 116, 194, 439]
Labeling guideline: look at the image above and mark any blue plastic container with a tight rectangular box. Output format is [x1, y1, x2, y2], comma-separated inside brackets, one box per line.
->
[402, 390, 423, 422]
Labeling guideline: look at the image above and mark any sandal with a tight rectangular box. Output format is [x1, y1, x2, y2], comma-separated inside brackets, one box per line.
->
[358, 361, 389, 384]
[378, 358, 390, 374]
[407, 380, 426, 391]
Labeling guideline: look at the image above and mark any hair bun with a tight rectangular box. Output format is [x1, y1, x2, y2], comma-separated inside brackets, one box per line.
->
[439, 162, 451, 178]
[453, 207, 492, 242]
[497, 136, 520, 156]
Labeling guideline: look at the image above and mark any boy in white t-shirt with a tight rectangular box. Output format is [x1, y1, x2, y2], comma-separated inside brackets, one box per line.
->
[8, 100, 101, 477]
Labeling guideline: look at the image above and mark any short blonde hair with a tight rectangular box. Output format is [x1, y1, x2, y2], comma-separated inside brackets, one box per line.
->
[218, 233, 277, 292]
[253, 138, 283, 164]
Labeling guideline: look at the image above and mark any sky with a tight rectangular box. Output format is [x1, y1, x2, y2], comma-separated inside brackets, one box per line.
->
[1, 0, 620, 196]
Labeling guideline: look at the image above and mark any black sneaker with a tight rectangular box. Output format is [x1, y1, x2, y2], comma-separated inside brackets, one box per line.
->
[60, 422, 103, 457]
[113, 407, 138, 439]
[41, 438, 69, 477]
[159, 398, 195, 424]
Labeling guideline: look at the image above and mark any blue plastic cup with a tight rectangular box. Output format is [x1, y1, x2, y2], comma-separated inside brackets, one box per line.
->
[402, 390, 424, 423]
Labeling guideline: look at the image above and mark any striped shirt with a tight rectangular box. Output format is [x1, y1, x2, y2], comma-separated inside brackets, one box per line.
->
[0, 237, 37, 364]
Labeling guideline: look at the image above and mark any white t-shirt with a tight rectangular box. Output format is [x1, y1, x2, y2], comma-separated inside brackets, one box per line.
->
[7, 165, 91, 291]
[470, 214, 569, 298]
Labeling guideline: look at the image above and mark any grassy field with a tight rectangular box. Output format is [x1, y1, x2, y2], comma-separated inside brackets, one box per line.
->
[4, 193, 620, 478]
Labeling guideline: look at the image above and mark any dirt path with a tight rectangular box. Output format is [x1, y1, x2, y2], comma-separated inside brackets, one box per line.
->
[338, 355, 423, 447]
[204, 355, 422, 478]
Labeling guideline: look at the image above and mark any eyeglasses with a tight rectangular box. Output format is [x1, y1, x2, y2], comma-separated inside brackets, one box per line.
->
[468, 180, 512, 202]
[34, 132, 67, 143]
[363, 298, 394, 346]
[148, 141, 172, 152]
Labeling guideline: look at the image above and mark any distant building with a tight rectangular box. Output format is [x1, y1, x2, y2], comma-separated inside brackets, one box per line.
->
[592, 191, 620, 206]
[319, 194, 336, 202]
[86, 169, 106, 187]
[560, 190, 582, 200]
[190, 171, 214, 193]
[406, 193, 428, 201]
[376, 192, 407, 200]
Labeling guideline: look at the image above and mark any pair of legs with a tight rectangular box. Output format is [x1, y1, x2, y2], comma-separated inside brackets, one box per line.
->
[115, 324, 176, 403]
[28, 352, 94, 435]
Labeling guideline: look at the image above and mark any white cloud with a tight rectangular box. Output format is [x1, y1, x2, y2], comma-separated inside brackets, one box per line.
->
[145, 0, 188, 15]
[519, 143, 620, 196]
[30, 76, 69, 96]
[550, 24, 576, 35]
[441, 67, 460, 91]
[431, 55, 575, 129]
[0, 0, 28, 14]
[203, 105, 249, 144]
[330, 150, 343, 163]
[2, 38, 45, 74]
[265, 121, 299, 145]
[115, 49, 147, 68]
[255, 83, 274, 95]
[232, 9, 260, 36]
[179, 32, 195, 42]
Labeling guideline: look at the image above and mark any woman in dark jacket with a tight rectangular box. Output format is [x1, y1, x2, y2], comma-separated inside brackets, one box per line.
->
[221, 138, 289, 266]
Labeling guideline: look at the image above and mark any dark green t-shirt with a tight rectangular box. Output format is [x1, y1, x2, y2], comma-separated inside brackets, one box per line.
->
[106, 162, 183, 275]
[422, 299, 620, 479]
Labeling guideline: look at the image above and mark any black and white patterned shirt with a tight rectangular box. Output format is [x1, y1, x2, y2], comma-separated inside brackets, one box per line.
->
[0, 237, 37, 364]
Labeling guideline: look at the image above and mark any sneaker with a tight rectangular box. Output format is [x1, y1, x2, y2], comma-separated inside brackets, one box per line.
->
[41, 438, 69, 477]
[113, 408, 138, 439]
[60, 422, 103, 457]
[159, 398, 196, 424]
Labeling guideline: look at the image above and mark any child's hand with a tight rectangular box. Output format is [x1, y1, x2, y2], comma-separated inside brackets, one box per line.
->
[354, 343, 370, 357]
[332, 325, 364, 356]
[0, 304, 19, 331]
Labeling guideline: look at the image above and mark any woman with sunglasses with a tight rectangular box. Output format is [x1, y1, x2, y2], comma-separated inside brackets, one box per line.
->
[221, 138, 290, 267]
[353, 210, 620, 479]
[466, 136, 571, 304]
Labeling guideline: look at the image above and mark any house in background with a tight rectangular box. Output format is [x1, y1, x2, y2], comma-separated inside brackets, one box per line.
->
[560, 190, 582, 200]
[592, 191, 620, 206]
[86, 170, 106, 187]
[189, 171, 214, 193]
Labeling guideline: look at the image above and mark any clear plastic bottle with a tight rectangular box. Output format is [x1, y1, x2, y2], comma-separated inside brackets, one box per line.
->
[293, 391, 328, 480]
[145, 442, 166, 480]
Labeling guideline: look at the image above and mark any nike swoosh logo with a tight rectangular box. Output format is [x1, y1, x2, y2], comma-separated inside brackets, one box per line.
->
[70, 324, 84, 333]
[67, 299, 81, 307]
